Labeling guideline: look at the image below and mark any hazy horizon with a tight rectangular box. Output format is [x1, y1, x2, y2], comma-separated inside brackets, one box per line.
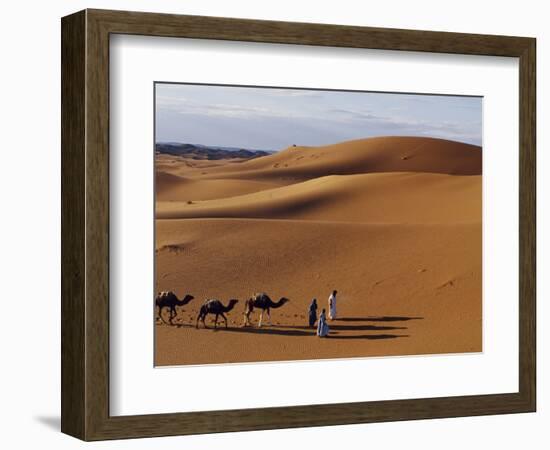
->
[155, 83, 482, 150]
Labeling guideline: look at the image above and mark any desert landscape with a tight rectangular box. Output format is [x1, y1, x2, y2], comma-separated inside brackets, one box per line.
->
[154, 135, 482, 366]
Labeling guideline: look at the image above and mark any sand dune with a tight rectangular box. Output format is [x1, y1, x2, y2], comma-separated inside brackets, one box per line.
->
[156, 171, 278, 201]
[157, 172, 481, 224]
[154, 136, 482, 366]
[155, 218, 481, 365]
[194, 136, 482, 182]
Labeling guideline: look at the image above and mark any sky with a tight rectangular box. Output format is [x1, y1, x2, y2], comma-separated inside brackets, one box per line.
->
[155, 83, 482, 150]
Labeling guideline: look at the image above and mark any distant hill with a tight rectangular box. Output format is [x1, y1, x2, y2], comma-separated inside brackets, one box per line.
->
[155, 142, 272, 160]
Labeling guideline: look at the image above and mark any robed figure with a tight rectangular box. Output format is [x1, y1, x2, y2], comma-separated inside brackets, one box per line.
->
[317, 308, 330, 337]
[328, 290, 338, 320]
[308, 298, 318, 328]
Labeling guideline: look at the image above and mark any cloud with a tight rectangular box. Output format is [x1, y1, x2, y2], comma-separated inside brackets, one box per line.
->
[158, 97, 321, 121]
[156, 85, 482, 147]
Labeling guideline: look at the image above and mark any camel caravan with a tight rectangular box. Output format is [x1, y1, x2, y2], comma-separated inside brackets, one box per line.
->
[155, 291, 288, 329]
[155, 290, 338, 337]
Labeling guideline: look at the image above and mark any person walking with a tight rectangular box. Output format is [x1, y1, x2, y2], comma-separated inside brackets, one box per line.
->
[328, 290, 338, 320]
[308, 298, 318, 328]
[317, 308, 330, 337]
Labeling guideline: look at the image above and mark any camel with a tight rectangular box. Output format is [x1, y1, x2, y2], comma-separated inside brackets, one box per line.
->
[243, 292, 290, 327]
[155, 291, 194, 325]
[196, 299, 239, 329]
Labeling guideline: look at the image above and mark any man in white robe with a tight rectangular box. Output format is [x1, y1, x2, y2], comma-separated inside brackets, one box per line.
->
[328, 290, 337, 320]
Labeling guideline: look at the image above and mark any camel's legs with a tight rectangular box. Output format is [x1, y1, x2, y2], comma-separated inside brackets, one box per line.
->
[214, 314, 219, 329]
[258, 311, 264, 328]
[168, 307, 175, 325]
[196, 313, 205, 329]
[267, 308, 272, 326]
[221, 313, 228, 328]
[158, 306, 169, 325]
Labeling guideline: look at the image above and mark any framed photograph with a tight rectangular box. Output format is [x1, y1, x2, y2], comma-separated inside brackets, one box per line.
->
[61, 9, 536, 440]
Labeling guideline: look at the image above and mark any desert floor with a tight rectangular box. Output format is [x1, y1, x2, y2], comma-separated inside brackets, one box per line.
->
[155, 136, 482, 366]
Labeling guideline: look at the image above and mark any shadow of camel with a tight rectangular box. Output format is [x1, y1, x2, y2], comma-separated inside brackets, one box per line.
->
[195, 324, 409, 338]
[163, 316, 423, 328]
[328, 334, 410, 340]
[219, 326, 314, 337]
[336, 316, 423, 322]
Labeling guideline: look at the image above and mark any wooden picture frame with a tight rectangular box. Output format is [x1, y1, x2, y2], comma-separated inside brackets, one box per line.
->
[61, 9, 536, 441]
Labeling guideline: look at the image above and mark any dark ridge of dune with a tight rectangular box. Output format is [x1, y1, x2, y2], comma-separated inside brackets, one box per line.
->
[197, 136, 482, 182]
[156, 172, 481, 224]
[156, 172, 190, 194]
[156, 171, 279, 201]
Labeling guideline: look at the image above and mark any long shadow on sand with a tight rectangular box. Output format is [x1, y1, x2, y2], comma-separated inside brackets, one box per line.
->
[327, 333, 409, 340]
[336, 316, 423, 323]
[277, 324, 406, 332]
[164, 316, 423, 328]
[167, 316, 420, 340]
[196, 324, 408, 339]
[217, 327, 313, 337]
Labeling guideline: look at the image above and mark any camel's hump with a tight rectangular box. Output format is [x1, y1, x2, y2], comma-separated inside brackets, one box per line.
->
[158, 290, 174, 297]
[204, 298, 222, 305]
